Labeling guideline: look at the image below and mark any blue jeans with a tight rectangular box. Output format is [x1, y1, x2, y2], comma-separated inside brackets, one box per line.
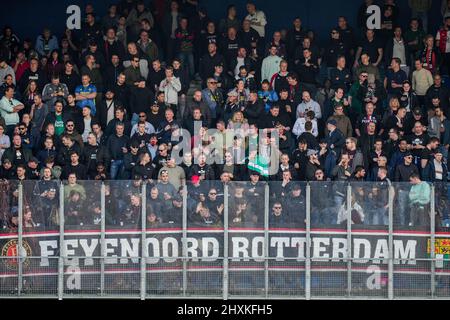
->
[396, 190, 409, 226]
[368, 207, 388, 226]
[178, 52, 195, 78]
[312, 207, 333, 225]
[110, 160, 124, 180]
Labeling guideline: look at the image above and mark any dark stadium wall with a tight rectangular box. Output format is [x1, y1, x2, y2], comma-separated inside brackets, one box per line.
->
[0, 0, 443, 45]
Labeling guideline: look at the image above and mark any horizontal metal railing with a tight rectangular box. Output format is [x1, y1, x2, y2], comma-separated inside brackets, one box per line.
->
[0, 180, 448, 299]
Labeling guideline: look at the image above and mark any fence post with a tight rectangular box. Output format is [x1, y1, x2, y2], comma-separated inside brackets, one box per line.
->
[388, 183, 394, 300]
[346, 184, 352, 297]
[17, 183, 23, 297]
[100, 183, 105, 297]
[223, 184, 229, 300]
[264, 183, 269, 298]
[430, 185, 436, 299]
[182, 183, 188, 297]
[140, 182, 147, 300]
[58, 182, 64, 300]
[305, 183, 311, 300]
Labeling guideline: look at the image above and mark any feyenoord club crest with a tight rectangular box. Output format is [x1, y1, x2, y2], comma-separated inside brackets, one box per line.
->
[1, 239, 32, 271]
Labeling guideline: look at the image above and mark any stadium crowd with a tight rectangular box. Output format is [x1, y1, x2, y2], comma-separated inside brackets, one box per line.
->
[0, 0, 450, 229]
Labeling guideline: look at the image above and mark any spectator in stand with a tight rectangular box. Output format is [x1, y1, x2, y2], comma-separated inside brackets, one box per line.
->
[174, 17, 195, 78]
[408, 173, 431, 226]
[436, 16, 450, 75]
[261, 45, 281, 82]
[419, 34, 440, 76]
[159, 66, 181, 114]
[107, 122, 130, 180]
[326, 104, 353, 139]
[35, 28, 58, 58]
[426, 74, 450, 117]
[324, 118, 345, 159]
[411, 59, 433, 111]
[42, 74, 69, 108]
[199, 43, 226, 87]
[329, 56, 351, 98]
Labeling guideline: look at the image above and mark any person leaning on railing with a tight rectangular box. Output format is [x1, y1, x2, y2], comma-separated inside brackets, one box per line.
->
[408, 173, 431, 227]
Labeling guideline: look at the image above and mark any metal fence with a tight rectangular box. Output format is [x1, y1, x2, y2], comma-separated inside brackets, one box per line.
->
[0, 179, 449, 299]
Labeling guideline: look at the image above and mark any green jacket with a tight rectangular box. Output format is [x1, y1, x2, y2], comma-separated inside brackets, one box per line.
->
[409, 181, 431, 206]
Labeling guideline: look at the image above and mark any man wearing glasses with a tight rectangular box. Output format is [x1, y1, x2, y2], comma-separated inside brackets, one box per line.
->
[130, 113, 155, 137]
[124, 55, 142, 87]
[348, 72, 368, 117]
[202, 78, 224, 125]
[0, 86, 24, 138]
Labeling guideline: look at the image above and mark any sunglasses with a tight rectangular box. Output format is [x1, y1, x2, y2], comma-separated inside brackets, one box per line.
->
[139, 115, 146, 118]
[209, 193, 217, 195]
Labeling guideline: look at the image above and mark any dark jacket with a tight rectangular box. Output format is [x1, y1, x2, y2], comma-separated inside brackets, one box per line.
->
[106, 134, 130, 160]
[105, 118, 132, 138]
[82, 143, 111, 176]
[2, 146, 32, 165]
[97, 98, 123, 130]
[56, 142, 82, 166]
[188, 164, 216, 180]
[199, 52, 226, 82]
[103, 64, 125, 90]
[184, 99, 211, 126]
[394, 162, 419, 182]
[129, 86, 155, 115]
[325, 128, 345, 157]
[243, 100, 265, 126]
[422, 160, 448, 182]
